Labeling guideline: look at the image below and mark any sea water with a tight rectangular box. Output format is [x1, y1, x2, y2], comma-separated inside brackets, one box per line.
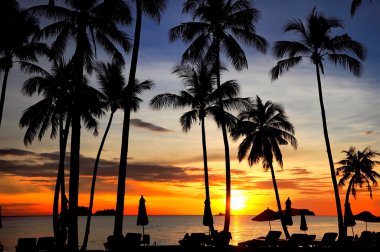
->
[1, 215, 379, 251]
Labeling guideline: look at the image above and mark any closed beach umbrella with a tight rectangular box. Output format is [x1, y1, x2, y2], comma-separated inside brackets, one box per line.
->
[252, 208, 280, 231]
[137, 195, 149, 236]
[300, 212, 308, 233]
[354, 210, 380, 231]
[344, 203, 356, 235]
[203, 199, 214, 229]
[283, 197, 293, 226]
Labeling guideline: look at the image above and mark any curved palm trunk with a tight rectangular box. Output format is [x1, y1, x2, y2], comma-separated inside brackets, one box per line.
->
[82, 111, 115, 251]
[269, 163, 290, 239]
[53, 115, 69, 249]
[200, 116, 214, 232]
[315, 64, 345, 238]
[114, 0, 142, 236]
[214, 46, 231, 233]
[0, 67, 10, 127]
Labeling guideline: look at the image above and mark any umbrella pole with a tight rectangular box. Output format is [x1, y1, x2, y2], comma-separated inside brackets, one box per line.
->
[143, 225, 145, 237]
[366, 222, 367, 231]
[351, 227, 354, 236]
[269, 220, 271, 231]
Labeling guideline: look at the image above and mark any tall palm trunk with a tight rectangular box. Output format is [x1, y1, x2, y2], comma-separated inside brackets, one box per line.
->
[269, 163, 290, 239]
[68, 27, 86, 252]
[82, 111, 115, 250]
[0, 67, 10, 126]
[53, 115, 69, 248]
[200, 115, 214, 231]
[214, 45, 231, 233]
[315, 64, 345, 238]
[114, 0, 142, 236]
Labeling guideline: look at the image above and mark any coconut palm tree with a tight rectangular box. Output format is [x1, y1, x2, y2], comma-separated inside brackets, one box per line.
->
[351, 0, 372, 16]
[20, 58, 72, 244]
[0, 3, 48, 126]
[20, 58, 105, 248]
[169, 0, 267, 232]
[151, 60, 248, 232]
[336, 146, 380, 231]
[270, 7, 366, 238]
[231, 96, 297, 239]
[81, 62, 153, 251]
[115, 0, 166, 237]
[28, 1, 131, 249]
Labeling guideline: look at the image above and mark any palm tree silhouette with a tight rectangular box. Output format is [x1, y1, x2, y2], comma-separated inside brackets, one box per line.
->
[351, 0, 372, 16]
[270, 7, 366, 238]
[82, 62, 153, 251]
[20, 58, 105, 248]
[336, 146, 380, 231]
[28, 1, 131, 249]
[231, 96, 297, 239]
[169, 0, 267, 232]
[0, 2, 48, 126]
[151, 60, 248, 232]
[115, 0, 167, 237]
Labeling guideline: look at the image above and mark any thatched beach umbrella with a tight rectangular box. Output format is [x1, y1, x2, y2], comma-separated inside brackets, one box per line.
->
[283, 197, 293, 226]
[354, 210, 380, 231]
[252, 208, 280, 231]
[137, 195, 149, 236]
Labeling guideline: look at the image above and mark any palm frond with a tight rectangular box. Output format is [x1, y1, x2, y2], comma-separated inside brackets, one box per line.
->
[270, 57, 303, 81]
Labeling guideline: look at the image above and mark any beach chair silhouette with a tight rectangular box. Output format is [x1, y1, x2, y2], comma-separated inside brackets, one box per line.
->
[16, 238, 37, 252]
[238, 230, 282, 248]
[313, 232, 338, 248]
[37, 237, 56, 252]
[124, 233, 142, 248]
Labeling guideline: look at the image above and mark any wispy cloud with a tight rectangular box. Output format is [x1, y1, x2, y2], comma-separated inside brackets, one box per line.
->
[130, 118, 173, 133]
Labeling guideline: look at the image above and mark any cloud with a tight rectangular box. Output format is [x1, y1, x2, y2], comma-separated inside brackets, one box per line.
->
[0, 148, 35, 156]
[288, 167, 313, 175]
[130, 118, 173, 133]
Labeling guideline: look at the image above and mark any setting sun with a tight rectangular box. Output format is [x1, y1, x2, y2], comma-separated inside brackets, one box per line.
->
[231, 191, 247, 211]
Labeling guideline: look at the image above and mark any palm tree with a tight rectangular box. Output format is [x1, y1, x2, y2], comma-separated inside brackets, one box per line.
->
[151, 60, 248, 232]
[336, 146, 380, 231]
[270, 7, 366, 238]
[81, 62, 153, 251]
[20, 58, 72, 245]
[231, 96, 297, 239]
[20, 58, 105, 248]
[0, 3, 48, 126]
[115, 0, 167, 237]
[169, 0, 267, 232]
[28, 1, 131, 249]
[351, 0, 372, 16]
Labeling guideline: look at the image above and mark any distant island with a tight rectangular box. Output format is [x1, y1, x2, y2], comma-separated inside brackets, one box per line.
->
[76, 207, 115, 216]
[289, 208, 315, 216]
[94, 209, 116, 216]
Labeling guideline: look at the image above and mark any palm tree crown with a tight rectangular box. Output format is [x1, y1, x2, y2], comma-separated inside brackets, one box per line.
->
[271, 7, 366, 81]
[169, 0, 267, 69]
[337, 146, 380, 200]
[231, 96, 297, 168]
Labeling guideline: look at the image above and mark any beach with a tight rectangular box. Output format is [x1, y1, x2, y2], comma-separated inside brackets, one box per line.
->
[1, 215, 380, 251]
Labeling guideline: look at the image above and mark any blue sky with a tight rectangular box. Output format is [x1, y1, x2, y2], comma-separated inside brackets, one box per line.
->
[1, 0, 380, 216]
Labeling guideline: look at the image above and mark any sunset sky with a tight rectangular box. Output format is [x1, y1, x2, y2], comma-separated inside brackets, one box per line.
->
[0, 0, 380, 217]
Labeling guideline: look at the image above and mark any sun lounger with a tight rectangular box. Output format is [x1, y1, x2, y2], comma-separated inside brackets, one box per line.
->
[312, 232, 338, 248]
[16, 238, 37, 252]
[36, 237, 56, 252]
[104, 234, 124, 252]
[286, 233, 314, 248]
[124, 233, 142, 248]
[140, 234, 150, 246]
[238, 230, 282, 248]
[179, 232, 214, 248]
[355, 231, 375, 248]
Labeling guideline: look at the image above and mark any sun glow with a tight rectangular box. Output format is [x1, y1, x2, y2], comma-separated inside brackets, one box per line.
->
[231, 191, 246, 211]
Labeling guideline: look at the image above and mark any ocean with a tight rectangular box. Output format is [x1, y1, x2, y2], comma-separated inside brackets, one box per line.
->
[1, 215, 379, 251]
